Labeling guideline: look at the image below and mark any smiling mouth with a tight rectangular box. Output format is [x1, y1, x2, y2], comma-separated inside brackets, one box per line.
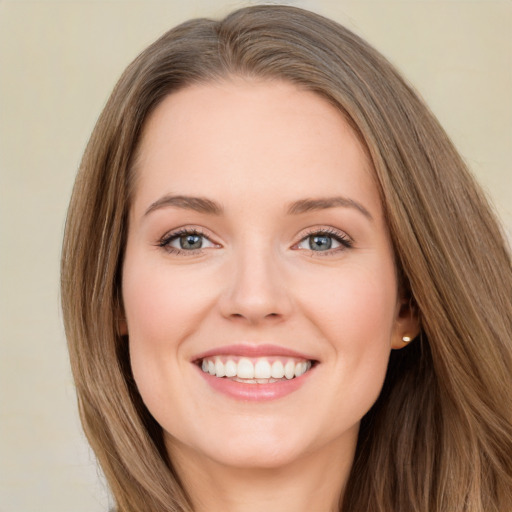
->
[198, 356, 315, 384]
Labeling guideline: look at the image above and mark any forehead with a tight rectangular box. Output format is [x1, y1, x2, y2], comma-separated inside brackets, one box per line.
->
[131, 79, 380, 218]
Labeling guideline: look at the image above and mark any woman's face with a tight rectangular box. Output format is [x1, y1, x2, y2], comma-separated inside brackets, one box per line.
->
[122, 79, 414, 471]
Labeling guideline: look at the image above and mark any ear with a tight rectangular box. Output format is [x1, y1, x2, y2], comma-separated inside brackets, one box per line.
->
[391, 295, 421, 350]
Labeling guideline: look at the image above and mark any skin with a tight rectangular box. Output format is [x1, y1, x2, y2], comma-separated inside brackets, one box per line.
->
[121, 79, 418, 512]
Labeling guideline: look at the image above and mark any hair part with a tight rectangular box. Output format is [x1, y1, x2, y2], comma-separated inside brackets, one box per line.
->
[61, 5, 512, 511]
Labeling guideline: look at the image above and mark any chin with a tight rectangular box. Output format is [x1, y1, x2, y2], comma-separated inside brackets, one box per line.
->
[209, 441, 306, 471]
[165, 420, 311, 471]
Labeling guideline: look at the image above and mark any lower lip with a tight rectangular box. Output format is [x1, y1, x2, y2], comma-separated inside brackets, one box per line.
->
[196, 365, 315, 401]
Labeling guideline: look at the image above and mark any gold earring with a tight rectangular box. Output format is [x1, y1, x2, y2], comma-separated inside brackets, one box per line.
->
[402, 335, 412, 343]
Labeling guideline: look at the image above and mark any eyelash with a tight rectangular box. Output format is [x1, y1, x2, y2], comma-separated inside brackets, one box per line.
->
[157, 227, 353, 256]
[295, 227, 353, 255]
[157, 227, 212, 255]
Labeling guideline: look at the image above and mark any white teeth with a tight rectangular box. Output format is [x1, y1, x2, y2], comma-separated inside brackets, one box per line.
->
[215, 359, 225, 378]
[295, 361, 310, 377]
[256, 378, 273, 384]
[271, 360, 285, 379]
[200, 356, 313, 381]
[254, 359, 272, 379]
[237, 358, 255, 379]
[225, 359, 237, 377]
[284, 360, 295, 380]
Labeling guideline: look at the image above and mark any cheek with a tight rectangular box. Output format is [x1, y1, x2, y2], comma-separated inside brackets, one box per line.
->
[298, 259, 398, 409]
[122, 252, 188, 371]
[122, 253, 213, 345]
[300, 259, 398, 345]
[121, 253, 208, 420]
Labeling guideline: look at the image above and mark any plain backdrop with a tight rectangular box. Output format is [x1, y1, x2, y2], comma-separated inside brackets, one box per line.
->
[0, 1, 510, 511]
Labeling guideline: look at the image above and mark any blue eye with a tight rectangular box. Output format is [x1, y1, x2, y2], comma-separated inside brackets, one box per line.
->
[307, 234, 335, 251]
[296, 230, 352, 252]
[175, 233, 204, 250]
[159, 229, 216, 253]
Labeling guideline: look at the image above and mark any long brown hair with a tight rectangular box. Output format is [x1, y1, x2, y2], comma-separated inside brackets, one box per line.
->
[61, 5, 512, 511]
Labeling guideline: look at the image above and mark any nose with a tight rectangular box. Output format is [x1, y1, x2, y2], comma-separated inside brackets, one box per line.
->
[217, 245, 293, 324]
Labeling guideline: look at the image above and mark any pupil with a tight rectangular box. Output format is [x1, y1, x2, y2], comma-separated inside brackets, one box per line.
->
[181, 234, 202, 249]
[310, 235, 331, 251]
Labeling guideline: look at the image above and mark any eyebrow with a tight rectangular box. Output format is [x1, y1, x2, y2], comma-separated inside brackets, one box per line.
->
[144, 194, 372, 221]
[287, 197, 373, 220]
[144, 195, 224, 216]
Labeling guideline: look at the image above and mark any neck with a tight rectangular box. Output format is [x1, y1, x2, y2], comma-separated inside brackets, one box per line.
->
[168, 434, 357, 512]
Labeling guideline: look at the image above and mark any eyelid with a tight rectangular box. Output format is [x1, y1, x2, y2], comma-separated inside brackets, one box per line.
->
[155, 224, 353, 256]
[292, 226, 353, 253]
[157, 226, 221, 255]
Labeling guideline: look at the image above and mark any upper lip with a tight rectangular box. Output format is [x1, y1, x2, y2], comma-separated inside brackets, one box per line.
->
[192, 344, 318, 362]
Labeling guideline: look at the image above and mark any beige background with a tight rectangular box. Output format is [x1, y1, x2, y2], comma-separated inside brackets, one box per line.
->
[0, 1, 510, 511]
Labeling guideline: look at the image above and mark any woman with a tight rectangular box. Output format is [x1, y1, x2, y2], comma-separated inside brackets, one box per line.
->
[61, 5, 512, 511]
